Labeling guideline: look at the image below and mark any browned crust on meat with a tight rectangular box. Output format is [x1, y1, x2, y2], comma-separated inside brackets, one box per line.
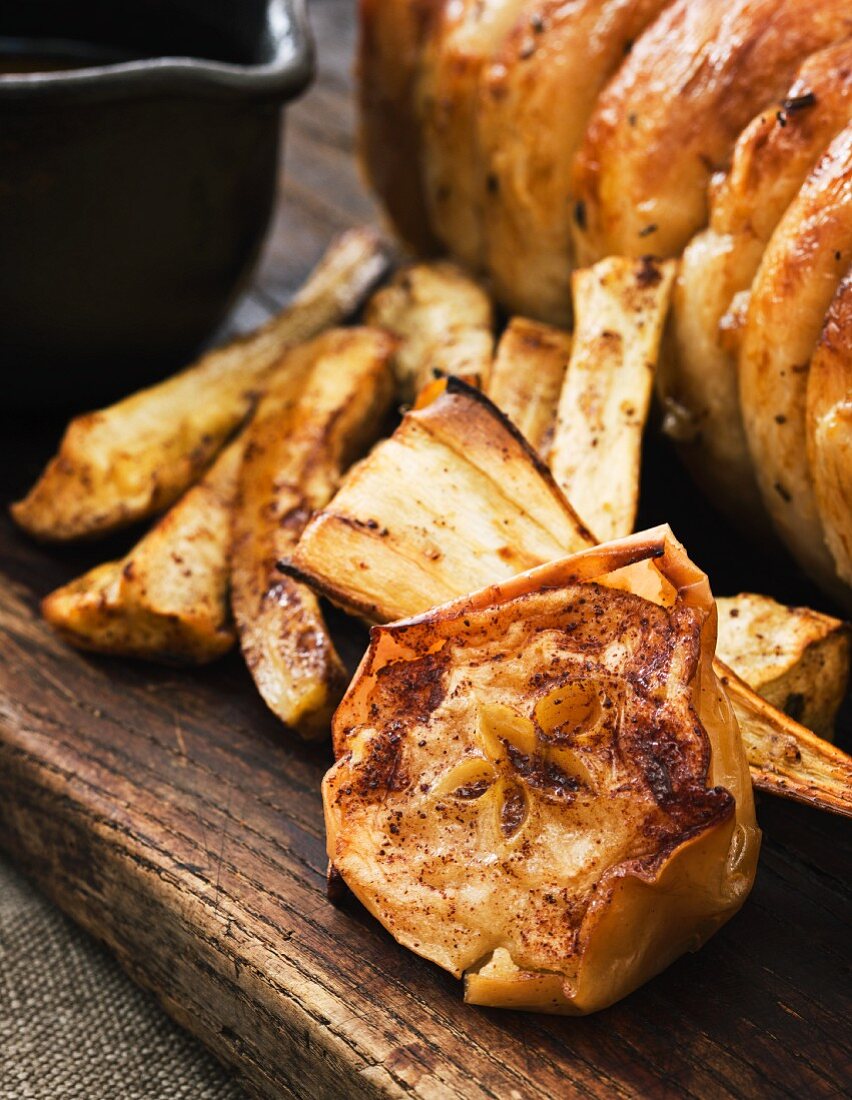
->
[358, 0, 442, 254]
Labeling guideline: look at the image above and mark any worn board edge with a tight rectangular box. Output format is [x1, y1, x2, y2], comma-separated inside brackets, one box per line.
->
[0, 730, 393, 1099]
[0, 577, 408, 1100]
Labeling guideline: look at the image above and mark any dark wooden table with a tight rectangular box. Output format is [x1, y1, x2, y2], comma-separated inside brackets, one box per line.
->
[1, 3, 850, 1097]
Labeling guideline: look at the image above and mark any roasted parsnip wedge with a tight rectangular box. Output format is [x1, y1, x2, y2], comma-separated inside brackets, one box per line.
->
[718, 666, 852, 819]
[42, 437, 244, 665]
[550, 256, 676, 541]
[12, 228, 389, 542]
[486, 317, 571, 456]
[285, 379, 592, 623]
[365, 262, 494, 401]
[231, 327, 395, 739]
[324, 528, 759, 1014]
[717, 593, 850, 738]
[287, 382, 852, 815]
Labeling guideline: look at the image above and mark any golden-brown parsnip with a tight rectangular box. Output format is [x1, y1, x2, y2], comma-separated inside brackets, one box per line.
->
[572, 0, 852, 264]
[41, 437, 245, 665]
[12, 228, 389, 542]
[716, 593, 850, 738]
[365, 261, 494, 401]
[718, 665, 852, 818]
[285, 380, 592, 625]
[231, 328, 396, 739]
[739, 124, 852, 600]
[549, 257, 676, 541]
[325, 528, 759, 1014]
[486, 316, 570, 456]
[358, 0, 441, 255]
[807, 271, 852, 588]
[667, 42, 852, 534]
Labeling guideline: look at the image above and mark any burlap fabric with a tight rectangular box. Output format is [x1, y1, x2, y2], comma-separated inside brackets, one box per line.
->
[0, 856, 246, 1099]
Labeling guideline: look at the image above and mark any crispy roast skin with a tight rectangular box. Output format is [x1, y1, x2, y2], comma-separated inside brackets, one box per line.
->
[666, 42, 852, 534]
[417, 0, 530, 273]
[739, 124, 852, 599]
[572, 0, 852, 263]
[11, 229, 389, 542]
[477, 0, 670, 321]
[230, 328, 395, 738]
[324, 530, 759, 1013]
[362, 1, 851, 279]
[807, 272, 852, 588]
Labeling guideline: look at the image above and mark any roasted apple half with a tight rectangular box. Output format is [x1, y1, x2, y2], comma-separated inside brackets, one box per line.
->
[324, 528, 760, 1014]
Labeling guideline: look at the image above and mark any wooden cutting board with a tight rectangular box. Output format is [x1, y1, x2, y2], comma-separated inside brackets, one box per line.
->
[1, 4, 850, 1097]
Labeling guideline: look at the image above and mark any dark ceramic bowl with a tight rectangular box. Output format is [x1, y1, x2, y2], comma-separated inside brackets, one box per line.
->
[0, 0, 313, 404]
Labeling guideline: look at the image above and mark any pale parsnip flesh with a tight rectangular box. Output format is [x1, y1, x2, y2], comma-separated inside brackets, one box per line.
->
[716, 593, 850, 738]
[486, 316, 570, 456]
[549, 257, 676, 542]
[285, 381, 592, 629]
[365, 261, 494, 402]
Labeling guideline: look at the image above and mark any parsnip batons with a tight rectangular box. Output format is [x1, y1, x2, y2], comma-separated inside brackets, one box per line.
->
[231, 328, 395, 738]
[365, 262, 494, 401]
[42, 438, 244, 664]
[486, 317, 570, 456]
[719, 666, 852, 819]
[550, 257, 676, 541]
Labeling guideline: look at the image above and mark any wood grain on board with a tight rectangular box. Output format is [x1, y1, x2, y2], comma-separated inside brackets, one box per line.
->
[1, 3, 850, 1097]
